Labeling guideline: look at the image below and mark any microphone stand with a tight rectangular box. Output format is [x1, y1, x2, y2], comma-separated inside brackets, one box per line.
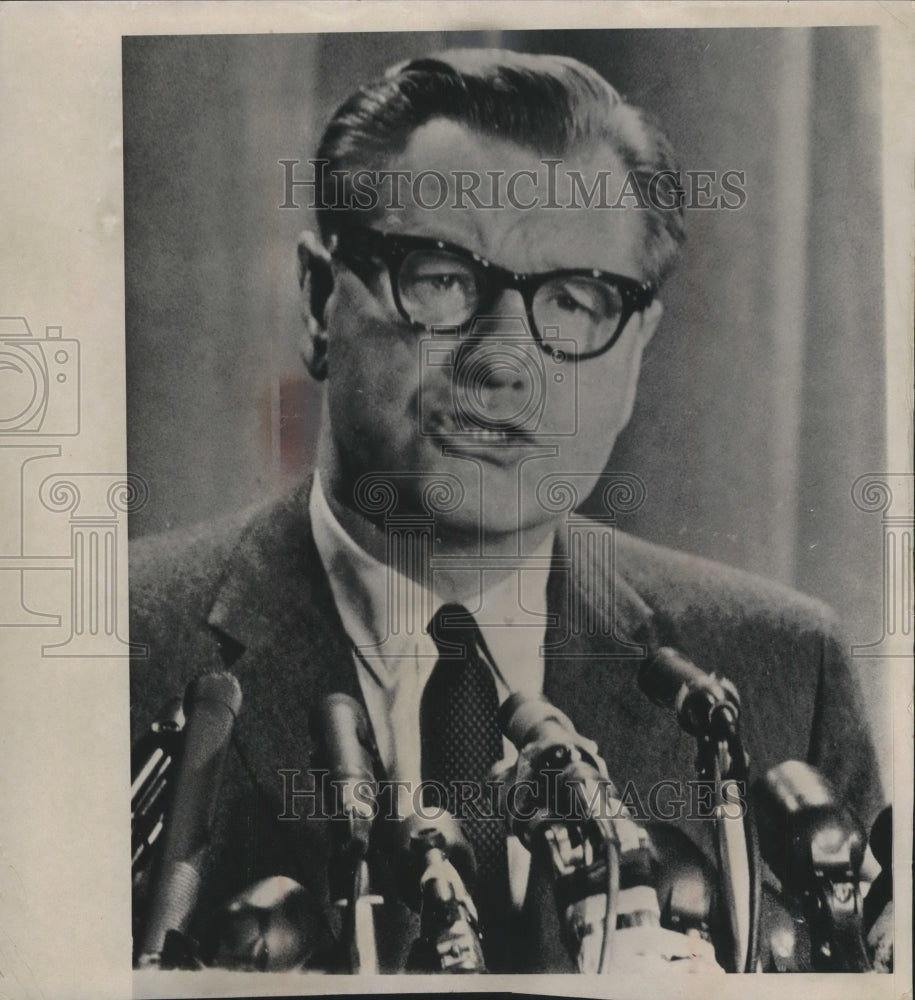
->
[402, 822, 487, 973]
[536, 784, 622, 974]
[311, 693, 383, 974]
[338, 850, 382, 975]
[502, 746, 627, 973]
[326, 802, 383, 974]
[691, 698, 761, 973]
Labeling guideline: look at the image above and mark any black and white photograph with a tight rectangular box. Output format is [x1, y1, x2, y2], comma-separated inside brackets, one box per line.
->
[1, 4, 912, 999]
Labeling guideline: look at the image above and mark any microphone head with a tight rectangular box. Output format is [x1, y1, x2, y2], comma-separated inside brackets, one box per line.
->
[393, 812, 477, 911]
[177, 671, 243, 780]
[208, 876, 322, 971]
[314, 691, 371, 730]
[310, 693, 375, 774]
[639, 647, 740, 735]
[309, 693, 378, 862]
[498, 692, 578, 750]
[151, 696, 185, 735]
[638, 647, 700, 709]
[869, 804, 892, 870]
[753, 761, 866, 887]
[184, 671, 243, 717]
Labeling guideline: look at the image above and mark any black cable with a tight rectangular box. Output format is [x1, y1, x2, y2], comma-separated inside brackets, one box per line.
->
[597, 835, 620, 974]
[742, 796, 762, 972]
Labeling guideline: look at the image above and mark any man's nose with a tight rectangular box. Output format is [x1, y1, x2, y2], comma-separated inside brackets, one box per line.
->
[478, 287, 529, 330]
[459, 288, 533, 391]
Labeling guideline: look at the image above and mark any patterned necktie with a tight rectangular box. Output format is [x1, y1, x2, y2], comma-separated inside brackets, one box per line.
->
[420, 603, 512, 970]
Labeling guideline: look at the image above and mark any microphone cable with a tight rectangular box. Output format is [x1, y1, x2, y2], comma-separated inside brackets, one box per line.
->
[598, 832, 621, 974]
[640, 646, 761, 972]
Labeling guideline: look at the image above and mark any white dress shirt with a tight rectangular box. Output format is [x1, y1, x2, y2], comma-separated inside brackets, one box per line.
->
[309, 471, 552, 906]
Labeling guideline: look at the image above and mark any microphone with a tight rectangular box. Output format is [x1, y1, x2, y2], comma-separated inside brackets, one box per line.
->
[309, 693, 378, 869]
[205, 876, 324, 971]
[498, 693, 661, 972]
[499, 693, 599, 763]
[137, 671, 243, 966]
[393, 811, 477, 911]
[131, 696, 185, 871]
[753, 760, 869, 971]
[497, 692, 608, 844]
[396, 812, 486, 973]
[864, 804, 893, 972]
[638, 648, 756, 972]
[863, 805, 891, 931]
[639, 647, 740, 738]
[309, 693, 381, 974]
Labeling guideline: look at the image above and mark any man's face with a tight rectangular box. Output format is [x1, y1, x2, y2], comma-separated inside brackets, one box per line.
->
[315, 119, 662, 537]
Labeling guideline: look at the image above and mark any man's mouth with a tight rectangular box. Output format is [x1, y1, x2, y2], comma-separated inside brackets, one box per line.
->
[425, 411, 536, 446]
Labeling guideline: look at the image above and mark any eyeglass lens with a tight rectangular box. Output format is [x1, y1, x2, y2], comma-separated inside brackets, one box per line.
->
[397, 248, 626, 354]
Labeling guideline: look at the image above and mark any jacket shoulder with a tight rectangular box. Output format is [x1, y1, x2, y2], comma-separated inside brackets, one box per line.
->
[611, 528, 881, 820]
[128, 487, 313, 727]
[130, 486, 312, 607]
[613, 528, 841, 637]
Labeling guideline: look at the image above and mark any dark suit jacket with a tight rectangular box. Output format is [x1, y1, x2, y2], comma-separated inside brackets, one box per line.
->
[129, 478, 883, 971]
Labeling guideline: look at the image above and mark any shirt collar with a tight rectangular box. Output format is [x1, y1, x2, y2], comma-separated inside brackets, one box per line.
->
[309, 472, 551, 690]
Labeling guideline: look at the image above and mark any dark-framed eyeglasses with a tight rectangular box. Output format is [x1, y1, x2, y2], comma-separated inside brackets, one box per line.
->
[331, 226, 655, 361]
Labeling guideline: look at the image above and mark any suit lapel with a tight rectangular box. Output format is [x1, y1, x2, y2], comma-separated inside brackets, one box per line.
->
[542, 520, 701, 825]
[539, 522, 698, 822]
[205, 480, 363, 799]
[517, 522, 661, 970]
[542, 521, 658, 759]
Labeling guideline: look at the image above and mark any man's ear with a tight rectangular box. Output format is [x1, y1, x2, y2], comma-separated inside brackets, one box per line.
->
[296, 230, 335, 381]
[613, 299, 664, 434]
[634, 299, 663, 348]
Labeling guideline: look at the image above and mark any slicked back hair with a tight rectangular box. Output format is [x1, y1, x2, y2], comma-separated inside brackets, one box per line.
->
[316, 49, 685, 286]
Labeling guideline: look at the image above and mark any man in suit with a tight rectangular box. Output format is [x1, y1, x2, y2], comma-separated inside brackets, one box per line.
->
[130, 49, 883, 973]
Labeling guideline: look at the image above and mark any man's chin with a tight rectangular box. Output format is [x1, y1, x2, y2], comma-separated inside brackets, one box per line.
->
[416, 473, 556, 543]
[341, 438, 573, 535]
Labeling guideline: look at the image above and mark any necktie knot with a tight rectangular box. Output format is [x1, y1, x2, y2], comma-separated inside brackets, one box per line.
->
[428, 602, 481, 659]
